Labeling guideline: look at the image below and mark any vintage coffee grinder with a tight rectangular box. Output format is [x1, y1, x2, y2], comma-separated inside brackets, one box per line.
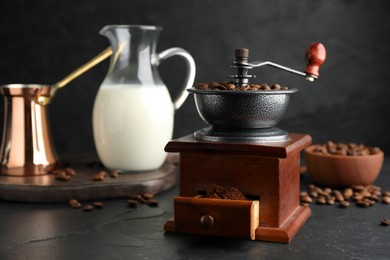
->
[164, 43, 326, 243]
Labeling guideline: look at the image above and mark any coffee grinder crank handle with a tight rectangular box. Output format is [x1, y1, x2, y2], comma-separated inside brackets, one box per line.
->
[232, 43, 326, 84]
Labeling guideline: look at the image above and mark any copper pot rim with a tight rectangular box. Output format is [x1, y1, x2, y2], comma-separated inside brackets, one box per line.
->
[0, 83, 51, 89]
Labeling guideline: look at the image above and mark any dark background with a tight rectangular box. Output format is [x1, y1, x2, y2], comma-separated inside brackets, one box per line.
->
[0, 0, 389, 155]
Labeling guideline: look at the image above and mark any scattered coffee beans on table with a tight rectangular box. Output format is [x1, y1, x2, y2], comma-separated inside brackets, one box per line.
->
[195, 82, 288, 91]
[301, 184, 390, 210]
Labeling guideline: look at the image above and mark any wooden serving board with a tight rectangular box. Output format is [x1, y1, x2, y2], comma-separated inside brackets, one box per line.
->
[0, 154, 178, 203]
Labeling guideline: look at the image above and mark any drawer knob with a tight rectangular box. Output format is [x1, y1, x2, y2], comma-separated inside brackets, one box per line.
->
[200, 215, 214, 229]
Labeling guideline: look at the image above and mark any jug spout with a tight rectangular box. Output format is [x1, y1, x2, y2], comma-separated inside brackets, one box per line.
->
[0, 84, 58, 176]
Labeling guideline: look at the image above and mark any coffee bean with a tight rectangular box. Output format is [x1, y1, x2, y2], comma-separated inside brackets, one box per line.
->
[271, 84, 281, 90]
[343, 188, 353, 199]
[380, 219, 390, 226]
[352, 185, 365, 192]
[309, 191, 318, 198]
[127, 199, 138, 207]
[131, 195, 146, 203]
[93, 202, 104, 209]
[146, 199, 159, 207]
[382, 191, 390, 197]
[226, 83, 236, 90]
[83, 205, 94, 211]
[143, 193, 154, 200]
[356, 200, 371, 208]
[92, 170, 106, 181]
[352, 194, 364, 202]
[334, 192, 344, 202]
[382, 196, 390, 204]
[109, 170, 119, 178]
[64, 167, 76, 177]
[68, 199, 81, 209]
[326, 197, 335, 205]
[339, 201, 350, 208]
[54, 170, 71, 181]
[316, 196, 327, 205]
[301, 194, 313, 203]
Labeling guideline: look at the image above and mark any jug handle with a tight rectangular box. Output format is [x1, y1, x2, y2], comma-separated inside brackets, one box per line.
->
[156, 48, 196, 110]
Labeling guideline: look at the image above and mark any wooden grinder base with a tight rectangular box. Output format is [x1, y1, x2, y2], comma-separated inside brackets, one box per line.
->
[164, 133, 312, 243]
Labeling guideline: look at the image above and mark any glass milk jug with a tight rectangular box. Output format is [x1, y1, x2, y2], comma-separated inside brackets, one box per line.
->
[93, 25, 195, 171]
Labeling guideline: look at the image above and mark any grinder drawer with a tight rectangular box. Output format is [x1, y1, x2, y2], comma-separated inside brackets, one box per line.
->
[174, 196, 260, 240]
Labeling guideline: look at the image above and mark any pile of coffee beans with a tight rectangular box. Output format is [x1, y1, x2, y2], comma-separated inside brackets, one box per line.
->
[312, 140, 382, 156]
[195, 82, 288, 91]
[301, 184, 390, 208]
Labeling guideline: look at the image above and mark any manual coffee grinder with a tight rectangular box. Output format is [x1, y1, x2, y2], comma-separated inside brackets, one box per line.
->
[164, 43, 326, 243]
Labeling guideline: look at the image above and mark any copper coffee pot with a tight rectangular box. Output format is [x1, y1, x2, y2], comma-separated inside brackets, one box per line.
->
[0, 48, 113, 176]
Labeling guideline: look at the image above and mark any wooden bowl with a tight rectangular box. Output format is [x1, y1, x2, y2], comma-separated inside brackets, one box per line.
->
[304, 145, 384, 188]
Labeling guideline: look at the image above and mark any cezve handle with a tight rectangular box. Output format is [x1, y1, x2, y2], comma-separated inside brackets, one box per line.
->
[156, 48, 196, 110]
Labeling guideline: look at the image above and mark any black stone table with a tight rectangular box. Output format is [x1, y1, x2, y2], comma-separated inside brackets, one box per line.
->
[0, 157, 389, 260]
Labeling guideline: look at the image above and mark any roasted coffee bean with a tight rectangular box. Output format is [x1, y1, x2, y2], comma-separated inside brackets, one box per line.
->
[54, 170, 71, 181]
[131, 195, 146, 203]
[343, 188, 353, 199]
[334, 191, 345, 202]
[316, 196, 327, 205]
[64, 167, 76, 177]
[143, 193, 154, 200]
[382, 191, 390, 197]
[226, 83, 236, 90]
[309, 191, 318, 198]
[93, 202, 103, 209]
[301, 194, 313, 203]
[339, 201, 350, 208]
[370, 147, 382, 154]
[83, 205, 94, 211]
[369, 194, 380, 202]
[271, 84, 281, 90]
[356, 200, 371, 208]
[68, 199, 81, 209]
[109, 170, 119, 178]
[352, 194, 364, 202]
[380, 219, 390, 226]
[382, 196, 390, 204]
[92, 170, 106, 181]
[301, 202, 309, 206]
[146, 199, 159, 207]
[318, 190, 330, 197]
[352, 185, 365, 192]
[196, 83, 209, 89]
[127, 199, 138, 207]
[300, 165, 307, 174]
[326, 197, 335, 205]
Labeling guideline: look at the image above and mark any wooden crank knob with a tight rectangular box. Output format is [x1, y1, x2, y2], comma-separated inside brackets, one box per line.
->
[304, 42, 326, 78]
